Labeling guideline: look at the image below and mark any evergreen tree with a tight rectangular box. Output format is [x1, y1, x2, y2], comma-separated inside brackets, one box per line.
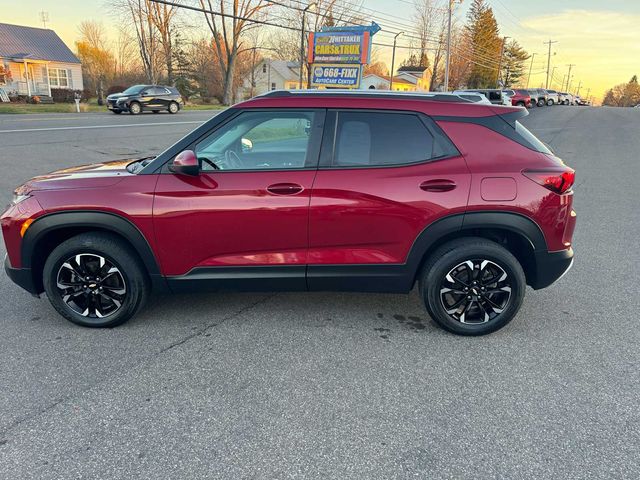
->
[465, 0, 501, 88]
[501, 39, 529, 88]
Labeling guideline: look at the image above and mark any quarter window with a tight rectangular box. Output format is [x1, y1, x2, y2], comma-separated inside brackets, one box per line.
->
[48, 68, 68, 88]
[332, 111, 440, 167]
[195, 111, 317, 171]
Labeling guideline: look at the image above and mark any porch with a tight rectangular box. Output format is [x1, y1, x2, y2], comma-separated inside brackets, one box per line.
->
[4, 57, 52, 97]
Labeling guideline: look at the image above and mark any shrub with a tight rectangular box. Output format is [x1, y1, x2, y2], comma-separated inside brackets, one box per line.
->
[50, 88, 91, 103]
[107, 85, 126, 95]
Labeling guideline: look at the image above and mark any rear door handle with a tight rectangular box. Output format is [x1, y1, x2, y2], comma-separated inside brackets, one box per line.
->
[420, 179, 457, 193]
[267, 183, 304, 195]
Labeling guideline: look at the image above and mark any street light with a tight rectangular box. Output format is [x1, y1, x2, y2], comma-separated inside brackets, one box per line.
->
[389, 31, 403, 91]
[299, 2, 317, 89]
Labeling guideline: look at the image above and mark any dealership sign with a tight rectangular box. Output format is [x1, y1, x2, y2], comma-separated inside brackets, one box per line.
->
[311, 64, 362, 88]
[307, 23, 380, 89]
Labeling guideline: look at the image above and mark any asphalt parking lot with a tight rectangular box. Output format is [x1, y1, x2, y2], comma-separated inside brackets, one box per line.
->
[1, 106, 639, 479]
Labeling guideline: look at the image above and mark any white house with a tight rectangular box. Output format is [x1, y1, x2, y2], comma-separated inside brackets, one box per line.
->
[241, 60, 307, 98]
[360, 73, 417, 91]
[0, 22, 83, 99]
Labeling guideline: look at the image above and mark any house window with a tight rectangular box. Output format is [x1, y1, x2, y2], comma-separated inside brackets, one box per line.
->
[271, 82, 276, 91]
[262, 64, 267, 73]
[48, 68, 69, 88]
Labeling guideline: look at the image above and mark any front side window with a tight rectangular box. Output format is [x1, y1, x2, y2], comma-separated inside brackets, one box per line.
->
[195, 110, 317, 171]
[332, 111, 440, 167]
[48, 68, 68, 88]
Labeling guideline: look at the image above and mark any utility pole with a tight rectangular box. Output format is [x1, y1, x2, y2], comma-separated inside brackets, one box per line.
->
[544, 39, 558, 89]
[444, 0, 461, 91]
[526, 52, 537, 88]
[550, 66, 557, 88]
[565, 64, 575, 91]
[561, 74, 566, 92]
[585, 87, 591, 101]
[496, 36, 510, 88]
[299, 3, 316, 89]
[389, 31, 404, 91]
[575, 80, 582, 96]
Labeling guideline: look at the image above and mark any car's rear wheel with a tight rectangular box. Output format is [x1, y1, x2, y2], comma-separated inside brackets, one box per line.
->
[547, 99, 554, 106]
[168, 101, 179, 114]
[537, 99, 545, 107]
[128, 102, 142, 115]
[43, 232, 149, 328]
[516, 101, 525, 107]
[420, 238, 526, 336]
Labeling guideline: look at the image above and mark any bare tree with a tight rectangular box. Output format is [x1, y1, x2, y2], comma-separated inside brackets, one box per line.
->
[150, 0, 181, 84]
[199, 0, 271, 105]
[112, 0, 160, 84]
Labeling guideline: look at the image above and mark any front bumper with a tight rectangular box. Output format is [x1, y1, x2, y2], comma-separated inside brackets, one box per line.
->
[4, 254, 38, 295]
[531, 248, 574, 290]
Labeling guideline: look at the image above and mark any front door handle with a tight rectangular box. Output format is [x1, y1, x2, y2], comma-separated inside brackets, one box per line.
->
[420, 179, 457, 193]
[267, 183, 304, 195]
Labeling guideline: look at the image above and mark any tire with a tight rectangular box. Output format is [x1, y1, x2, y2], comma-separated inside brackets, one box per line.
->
[42, 232, 149, 328]
[111, 109, 122, 114]
[419, 238, 526, 336]
[168, 101, 179, 114]
[128, 102, 142, 115]
[547, 99, 554, 106]
[537, 99, 545, 107]
[516, 101, 525, 107]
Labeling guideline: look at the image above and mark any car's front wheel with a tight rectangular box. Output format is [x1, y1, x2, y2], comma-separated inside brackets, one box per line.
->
[420, 238, 526, 336]
[168, 101, 179, 114]
[43, 232, 149, 327]
[128, 102, 142, 115]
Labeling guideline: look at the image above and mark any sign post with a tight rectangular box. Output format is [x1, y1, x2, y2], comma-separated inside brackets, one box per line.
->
[307, 23, 380, 90]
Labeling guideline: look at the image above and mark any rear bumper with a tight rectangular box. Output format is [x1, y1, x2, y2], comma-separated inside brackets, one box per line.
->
[4, 254, 38, 295]
[531, 248, 574, 290]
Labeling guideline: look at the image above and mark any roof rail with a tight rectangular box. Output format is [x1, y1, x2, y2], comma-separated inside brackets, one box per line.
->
[257, 89, 474, 103]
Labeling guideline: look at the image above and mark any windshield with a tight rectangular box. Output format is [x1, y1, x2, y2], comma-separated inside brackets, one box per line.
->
[122, 85, 146, 95]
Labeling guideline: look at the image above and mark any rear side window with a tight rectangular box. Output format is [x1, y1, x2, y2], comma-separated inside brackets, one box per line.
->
[332, 111, 456, 167]
[515, 121, 552, 154]
[488, 91, 502, 101]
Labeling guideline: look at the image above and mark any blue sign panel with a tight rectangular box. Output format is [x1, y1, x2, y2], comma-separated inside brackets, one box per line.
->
[311, 64, 362, 88]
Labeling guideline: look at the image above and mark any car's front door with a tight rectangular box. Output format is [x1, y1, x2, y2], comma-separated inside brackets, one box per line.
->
[153, 108, 325, 291]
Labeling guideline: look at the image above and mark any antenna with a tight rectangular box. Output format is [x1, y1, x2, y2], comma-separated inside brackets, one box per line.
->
[39, 11, 49, 28]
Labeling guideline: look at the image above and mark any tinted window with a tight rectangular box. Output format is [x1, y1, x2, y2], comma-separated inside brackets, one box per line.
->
[196, 111, 316, 171]
[515, 121, 552, 154]
[332, 112, 439, 167]
[123, 85, 146, 95]
[148, 87, 168, 95]
[488, 91, 502, 101]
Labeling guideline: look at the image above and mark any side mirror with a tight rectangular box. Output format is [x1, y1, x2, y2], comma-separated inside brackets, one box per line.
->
[169, 150, 199, 176]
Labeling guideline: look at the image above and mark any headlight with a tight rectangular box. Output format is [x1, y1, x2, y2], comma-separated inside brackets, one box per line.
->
[12, 193, 31, 205]
[116, 97, 128, 103]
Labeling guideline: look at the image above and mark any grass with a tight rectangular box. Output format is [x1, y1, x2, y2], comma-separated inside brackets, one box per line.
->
[0, 103, 104, 114]
[0, 102, 226, 114]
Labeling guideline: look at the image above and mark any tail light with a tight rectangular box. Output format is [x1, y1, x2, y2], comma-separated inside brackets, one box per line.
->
[523, 168, 575, 194]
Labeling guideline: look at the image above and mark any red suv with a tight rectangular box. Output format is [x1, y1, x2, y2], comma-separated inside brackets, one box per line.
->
[2, 91, 576, 335]
[504, 89, 532, 108]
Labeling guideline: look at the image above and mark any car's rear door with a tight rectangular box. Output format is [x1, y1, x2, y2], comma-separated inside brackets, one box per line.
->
[307, 109, 470, 292]
[153, 108, 325, 291]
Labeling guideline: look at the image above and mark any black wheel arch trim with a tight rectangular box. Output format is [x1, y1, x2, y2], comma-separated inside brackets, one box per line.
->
[405, 210, 548, 282]
[21, 211, 166, 292]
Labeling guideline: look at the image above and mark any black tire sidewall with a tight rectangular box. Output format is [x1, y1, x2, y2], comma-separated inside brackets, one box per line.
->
[421, 240, 526, 336]
[43, 234, 147, 327]
[168, 102, 179, 113]
[129, 102, 141, 115]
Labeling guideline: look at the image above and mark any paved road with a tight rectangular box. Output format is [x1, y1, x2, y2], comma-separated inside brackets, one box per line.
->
[0, 107, 638, 479]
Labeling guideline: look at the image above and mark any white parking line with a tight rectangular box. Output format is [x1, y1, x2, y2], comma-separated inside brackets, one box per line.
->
[0, 120, 205, 134]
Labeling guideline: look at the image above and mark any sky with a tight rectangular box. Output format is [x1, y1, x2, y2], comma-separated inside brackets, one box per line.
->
[3, 0, 639, 102]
